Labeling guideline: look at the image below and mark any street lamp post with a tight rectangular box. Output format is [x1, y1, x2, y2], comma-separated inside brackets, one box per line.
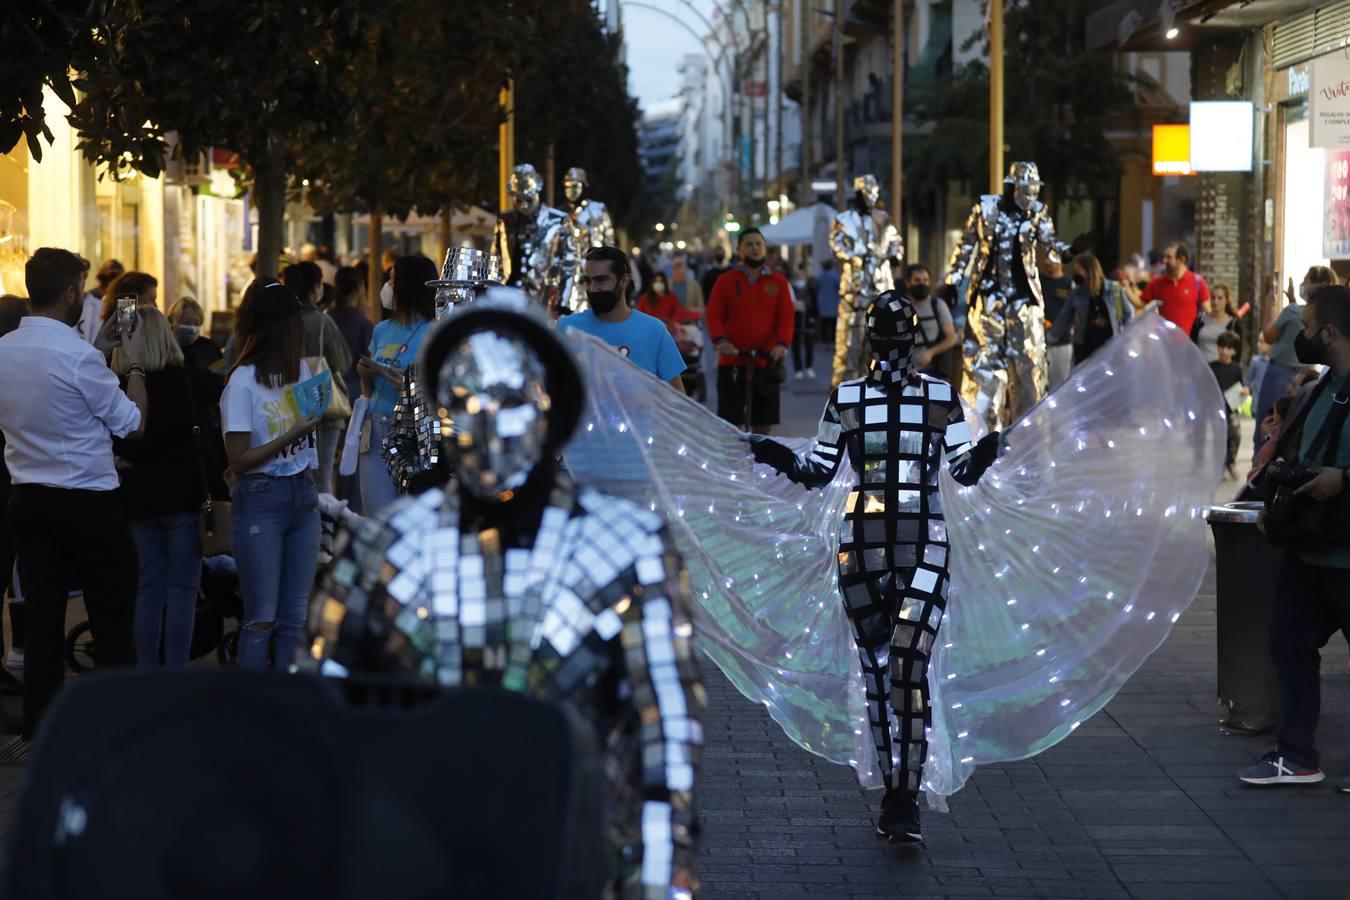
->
[988, 0, 1005, 194]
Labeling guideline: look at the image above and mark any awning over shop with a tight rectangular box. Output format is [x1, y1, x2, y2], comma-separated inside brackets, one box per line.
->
[759, 203, 836, 247]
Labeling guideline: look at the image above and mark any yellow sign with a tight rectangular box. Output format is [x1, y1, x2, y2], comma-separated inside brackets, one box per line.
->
[1152, 125, 1194, 176]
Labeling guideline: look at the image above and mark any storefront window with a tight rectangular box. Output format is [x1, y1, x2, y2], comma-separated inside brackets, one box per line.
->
[1280, 111, 1329, 295]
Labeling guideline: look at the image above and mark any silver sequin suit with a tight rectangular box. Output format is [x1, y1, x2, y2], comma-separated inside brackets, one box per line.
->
[561, 199, 616, 313]
[492, 204, 576, 307]
[829, 205, 902, 387]
[751, 295, 997, 796]
[944, 194, 1066, 429]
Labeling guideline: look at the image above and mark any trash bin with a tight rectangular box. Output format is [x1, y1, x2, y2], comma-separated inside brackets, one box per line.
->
[1205, 501, 1280, 732]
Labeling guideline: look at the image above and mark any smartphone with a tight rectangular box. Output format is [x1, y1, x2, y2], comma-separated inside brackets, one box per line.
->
[115, 296, 138, 335]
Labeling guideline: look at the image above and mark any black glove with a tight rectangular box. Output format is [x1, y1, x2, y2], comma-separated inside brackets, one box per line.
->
[745, 433, 796, 473]
[937, 283, 958, 307]
[971, 430, 1001, 471]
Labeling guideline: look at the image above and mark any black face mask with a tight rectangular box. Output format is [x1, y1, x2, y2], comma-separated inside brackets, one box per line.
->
[587, 290, 622, 315]
[742, 255, 765, 269]
[1071, 274, 1085, 287]
[908, 282, 931, 301]
[1294, 327, 1330, 366]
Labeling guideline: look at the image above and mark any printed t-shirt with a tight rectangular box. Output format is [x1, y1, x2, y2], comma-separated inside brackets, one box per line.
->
[220, 361, 317, 477]
[368, 318, 431, 416]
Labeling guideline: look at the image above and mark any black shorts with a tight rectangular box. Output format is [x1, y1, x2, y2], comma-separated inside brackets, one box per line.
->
[716, 365, 781, 427]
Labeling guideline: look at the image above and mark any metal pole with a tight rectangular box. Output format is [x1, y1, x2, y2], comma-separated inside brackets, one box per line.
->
[891, 0, 904, 230]
[498, 81, 514, 213]
[799, 0, 812, 206]
[833, 0, 845, 209]
[988, 0, 1004, 194]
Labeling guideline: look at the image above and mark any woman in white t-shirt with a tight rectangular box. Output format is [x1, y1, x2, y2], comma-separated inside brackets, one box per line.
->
[220, 281, 323, 670]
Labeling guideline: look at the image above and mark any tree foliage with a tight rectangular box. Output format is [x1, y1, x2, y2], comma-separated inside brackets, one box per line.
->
[906, 0, 1136, 201]
[0, 0, 92, 162]
[514, 5, 643, 230]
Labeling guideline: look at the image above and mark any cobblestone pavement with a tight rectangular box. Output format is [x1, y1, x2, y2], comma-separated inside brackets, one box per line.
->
[697, 359, 1350, 900]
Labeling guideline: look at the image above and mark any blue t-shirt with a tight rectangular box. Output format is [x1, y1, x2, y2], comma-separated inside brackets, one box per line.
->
[559, 310, 687, 382]
[367, 318, 431, 416]
[815, 268, 841, 319]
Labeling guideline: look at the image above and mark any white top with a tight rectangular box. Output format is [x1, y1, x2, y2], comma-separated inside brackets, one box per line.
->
[0, 316, 142, 490]
[76, 293, 103, 345]
[220, 361, 318, 477]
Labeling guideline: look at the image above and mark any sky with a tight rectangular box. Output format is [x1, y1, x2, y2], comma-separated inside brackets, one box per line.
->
[622, 1, 711, 113]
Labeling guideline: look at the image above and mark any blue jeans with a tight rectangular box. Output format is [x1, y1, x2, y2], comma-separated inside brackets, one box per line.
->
[231, 473, 320, 671]
[130, 513, 202, 670]
[359, 414, 399, 515]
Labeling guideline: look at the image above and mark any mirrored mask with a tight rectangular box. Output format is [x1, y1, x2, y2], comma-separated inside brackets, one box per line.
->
[563, 179, 583, 203]
[437, 329, 551, 500]
[508, 164, 543, 215]
[1013, 181, 1041, 211]
[853, 174, 881, 208]
[865, 292, 918, 374]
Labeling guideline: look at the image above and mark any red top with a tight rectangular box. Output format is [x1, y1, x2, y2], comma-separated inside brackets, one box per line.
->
[1141, 269, 1209, 336]
[706, 265, 795, 368]
[637, 291, 682, 335]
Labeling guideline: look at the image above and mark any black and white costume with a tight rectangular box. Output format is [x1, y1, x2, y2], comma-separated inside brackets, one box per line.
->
[748, 292, 998, 839]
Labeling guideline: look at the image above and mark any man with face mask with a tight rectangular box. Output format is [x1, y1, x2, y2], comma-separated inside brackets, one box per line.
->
[944, 161, 1069, 430]
[308, 291, 705, 896]
[1241, 285, 1350, 795]
[491, 163, 576, 310]
[558, 247, 687, 392]
[0, 248, 148, 739]
[743, 291, 1001, 843]
[706, 229, 796, 433]
[896, 262, 958, 379]
[828, 174, 903, 386]
[559, 168, 615, 314]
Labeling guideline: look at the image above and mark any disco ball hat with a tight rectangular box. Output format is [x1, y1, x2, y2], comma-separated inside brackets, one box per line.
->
[865, 290, 917, 374]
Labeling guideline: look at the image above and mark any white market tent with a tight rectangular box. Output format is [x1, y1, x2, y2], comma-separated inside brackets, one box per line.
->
[758, 203, 836, 247]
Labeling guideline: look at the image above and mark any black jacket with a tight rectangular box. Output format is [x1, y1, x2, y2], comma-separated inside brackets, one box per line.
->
[114, 365, 226, 520]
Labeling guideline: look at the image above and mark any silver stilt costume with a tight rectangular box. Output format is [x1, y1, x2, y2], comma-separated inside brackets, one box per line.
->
[560, 167, 615, 314]
[829, 174, 903, 387]
[943, 162, 1068, 430]
[491, 163, 576, 309]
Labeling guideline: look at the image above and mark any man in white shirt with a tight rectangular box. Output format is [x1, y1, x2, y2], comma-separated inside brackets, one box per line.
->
[0, 248, 149, 739]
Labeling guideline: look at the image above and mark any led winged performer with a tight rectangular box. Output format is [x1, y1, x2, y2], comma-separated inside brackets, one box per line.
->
[746, 293, 1000, 842]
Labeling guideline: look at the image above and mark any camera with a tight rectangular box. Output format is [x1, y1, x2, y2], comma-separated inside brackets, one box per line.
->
[1260, 459, 1316, 498]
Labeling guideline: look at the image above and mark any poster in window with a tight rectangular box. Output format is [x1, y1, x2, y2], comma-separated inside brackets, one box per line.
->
[1325, 149, 1350, 259]
[1311, 49, 1350, 149]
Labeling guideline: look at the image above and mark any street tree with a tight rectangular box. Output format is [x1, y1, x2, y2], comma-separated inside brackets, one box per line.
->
[906, 0, 1136, 212]
[66, 0, 354, 277]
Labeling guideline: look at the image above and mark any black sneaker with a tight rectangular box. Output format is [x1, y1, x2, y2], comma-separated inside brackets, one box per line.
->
[1238, 750, 1325, 786]
[875, 788, 922, 843]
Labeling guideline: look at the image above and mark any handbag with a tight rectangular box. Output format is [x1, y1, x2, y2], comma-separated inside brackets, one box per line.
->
[306, 315, 352, 422]
[184, 371, 232, 557]
[1260, 379, 1350, 550]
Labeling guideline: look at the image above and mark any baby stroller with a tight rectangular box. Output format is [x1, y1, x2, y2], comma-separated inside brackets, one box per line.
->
[674, 307, 706, 403]
[65, 556, 243, 672]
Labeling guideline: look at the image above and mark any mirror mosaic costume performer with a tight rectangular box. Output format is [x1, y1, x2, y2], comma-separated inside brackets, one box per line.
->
[309, 293, 704, 899]
[829, 174, 903, 387]
[944, 161, 1068, 430]
[745, 293, 1000, 841]
[383, 248, 501, 496]
[562, 305, 1226, 837]
[491, 163, 576, 308]
[560, 167, 616, 314]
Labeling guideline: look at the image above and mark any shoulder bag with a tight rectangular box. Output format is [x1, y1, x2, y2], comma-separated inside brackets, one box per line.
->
[306, 314, 352, 422]
[1261, 379, 1350, 550]
[184, 369, 232, 557]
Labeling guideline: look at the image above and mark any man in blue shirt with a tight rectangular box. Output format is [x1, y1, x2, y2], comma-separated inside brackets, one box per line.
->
[814, 258, 841, 345]
[559, 246, 687, 393]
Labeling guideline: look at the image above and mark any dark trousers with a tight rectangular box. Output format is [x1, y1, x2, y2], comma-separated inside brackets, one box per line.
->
[9, 484, 137, 738]
[792, 311, 814, 371]
[1270, 551, 1350, 768]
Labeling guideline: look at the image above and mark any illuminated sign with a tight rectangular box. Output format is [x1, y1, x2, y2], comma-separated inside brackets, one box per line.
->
[1190, 101, 1254, 172]
[1152, 124, 1193, 175]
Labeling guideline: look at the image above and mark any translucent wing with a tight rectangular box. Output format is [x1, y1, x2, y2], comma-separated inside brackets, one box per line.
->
[561, 335, 880, 782]
[924, 311, 1226, 796]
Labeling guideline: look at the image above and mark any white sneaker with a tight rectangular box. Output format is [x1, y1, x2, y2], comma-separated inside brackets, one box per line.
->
[805, 368, 817, 379]
[5, 648, 23, 672]
[793, 370, 805, 380]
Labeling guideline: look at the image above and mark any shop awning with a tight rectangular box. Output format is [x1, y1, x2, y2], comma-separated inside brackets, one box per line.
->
[759, 203, 836, 247]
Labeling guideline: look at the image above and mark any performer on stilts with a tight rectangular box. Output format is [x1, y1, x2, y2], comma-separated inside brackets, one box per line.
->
[745, 292, 1000, 842]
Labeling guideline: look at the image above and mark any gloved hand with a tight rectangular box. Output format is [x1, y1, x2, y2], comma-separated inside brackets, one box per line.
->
[971, 430, 1001, 472]
[744, 433, 796, 473]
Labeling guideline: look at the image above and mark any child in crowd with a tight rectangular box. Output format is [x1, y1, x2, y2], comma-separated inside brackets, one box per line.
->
[1210, 331, 1246, 480]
